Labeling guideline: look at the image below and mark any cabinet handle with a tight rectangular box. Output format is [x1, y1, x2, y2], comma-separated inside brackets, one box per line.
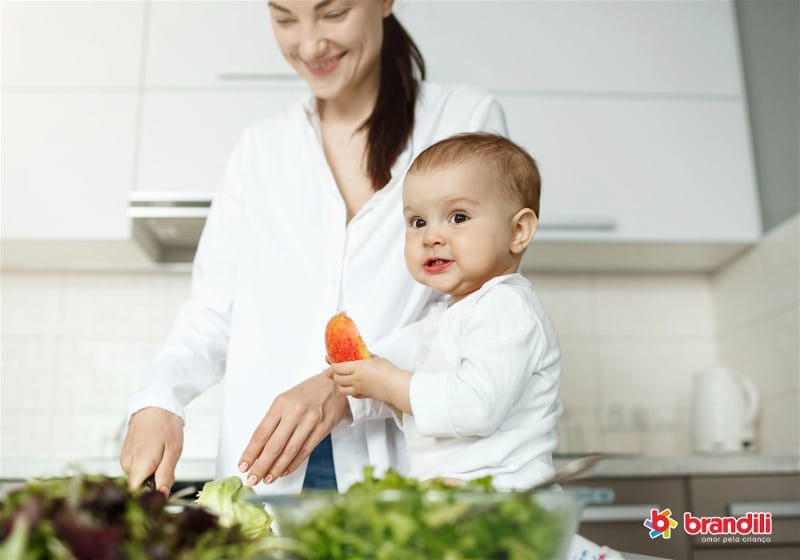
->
[581, 504, 660, 522]
[538, 218, 617, 232]
[128, 195, 211, 218]
[128, 207, 209, 219]
[729, 502, 800, 518]
[217, 72, 302, 82]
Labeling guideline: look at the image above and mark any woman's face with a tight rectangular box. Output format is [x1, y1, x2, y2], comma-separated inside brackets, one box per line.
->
[269, 0, 393, 103]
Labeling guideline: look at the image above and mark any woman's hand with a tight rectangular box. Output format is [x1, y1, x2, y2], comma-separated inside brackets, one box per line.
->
[120, 407, 184, 494]
[329, 356, 413, 415]
[238, 372, 349, 486]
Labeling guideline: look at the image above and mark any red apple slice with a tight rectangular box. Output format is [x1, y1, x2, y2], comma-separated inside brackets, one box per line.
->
[325, 311, 370, 363]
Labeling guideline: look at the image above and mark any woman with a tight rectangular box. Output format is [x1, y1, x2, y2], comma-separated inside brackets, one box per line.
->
[121, 0, 507, 495]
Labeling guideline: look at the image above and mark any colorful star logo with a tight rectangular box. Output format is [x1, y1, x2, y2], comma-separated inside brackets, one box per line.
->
[644, 508, 678, 539]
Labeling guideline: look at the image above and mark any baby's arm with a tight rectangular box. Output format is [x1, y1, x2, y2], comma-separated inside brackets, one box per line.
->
[343, 296, 444, 423]
[411, 287, 559, 439]
[329, 356, 413, 415]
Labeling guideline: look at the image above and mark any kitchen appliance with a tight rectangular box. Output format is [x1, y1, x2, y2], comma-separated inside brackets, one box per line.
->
[691, 365, 760, 454]
[128, 192, 211, 263]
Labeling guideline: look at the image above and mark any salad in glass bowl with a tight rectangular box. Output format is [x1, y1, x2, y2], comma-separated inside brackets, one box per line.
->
[256, 467, 581, 560]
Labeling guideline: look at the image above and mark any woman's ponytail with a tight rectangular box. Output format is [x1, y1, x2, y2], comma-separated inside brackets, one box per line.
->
[362, 14, 425, 189]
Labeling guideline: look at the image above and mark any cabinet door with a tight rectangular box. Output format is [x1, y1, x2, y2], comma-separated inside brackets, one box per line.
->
[689, 475, 800, 549]
[396, 0, 741, 95]
[563, 477, 692, 559]
[136, 89, 307, 193]
[144, 0, 296, 87]
[1, 0, 145, 88]
[694, 547, 800, 560]
[501, 95, 760, 242]
[1, 93, 137, 239]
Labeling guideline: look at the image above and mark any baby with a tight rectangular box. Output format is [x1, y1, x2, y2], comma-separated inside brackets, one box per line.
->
[329, 132, 561, 490]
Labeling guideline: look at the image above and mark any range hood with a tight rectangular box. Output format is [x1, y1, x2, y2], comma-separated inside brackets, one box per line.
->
[125, 194, 751, 273]
[128, 192, 211, 264]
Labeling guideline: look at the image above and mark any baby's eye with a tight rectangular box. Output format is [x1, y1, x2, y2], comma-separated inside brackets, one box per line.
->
[449, 213, 469, 224]
[409, 217, 426, 229]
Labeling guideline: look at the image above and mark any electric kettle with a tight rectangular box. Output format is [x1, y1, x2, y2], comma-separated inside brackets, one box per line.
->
[691, 365, 760, 454]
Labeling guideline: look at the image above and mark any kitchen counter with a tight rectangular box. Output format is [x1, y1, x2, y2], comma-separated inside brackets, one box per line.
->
[0, 457, 217, 483]
[3, 453, 798, 484]
[556, 452, 800, 479]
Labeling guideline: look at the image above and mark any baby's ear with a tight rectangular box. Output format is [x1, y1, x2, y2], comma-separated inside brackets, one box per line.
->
[510, 208, 538, 255]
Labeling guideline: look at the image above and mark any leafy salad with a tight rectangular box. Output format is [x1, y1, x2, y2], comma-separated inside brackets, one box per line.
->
[0, 474, 273, 560]
[1, 468, 573, 560]
[272, 466, 573, 560]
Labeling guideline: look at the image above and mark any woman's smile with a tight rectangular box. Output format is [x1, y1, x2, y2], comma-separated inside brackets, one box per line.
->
[305, 52, 347, 77]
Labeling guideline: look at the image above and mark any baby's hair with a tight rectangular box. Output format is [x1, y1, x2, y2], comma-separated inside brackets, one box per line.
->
[407, 132, 541, 217]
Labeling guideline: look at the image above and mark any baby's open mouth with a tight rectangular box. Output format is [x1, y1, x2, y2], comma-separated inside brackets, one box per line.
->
[424, 258, 453, 273]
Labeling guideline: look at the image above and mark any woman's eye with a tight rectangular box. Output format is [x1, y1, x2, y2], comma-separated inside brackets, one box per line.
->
[273, 17, 296, 26]
[449, 213, 469, 224]
[410, 218, 426, 229]
[324, 9, 348, 20]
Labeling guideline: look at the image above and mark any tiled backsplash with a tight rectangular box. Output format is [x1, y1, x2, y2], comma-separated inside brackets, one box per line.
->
[711, 215, 800, 453]
[2, 216, 797, 473]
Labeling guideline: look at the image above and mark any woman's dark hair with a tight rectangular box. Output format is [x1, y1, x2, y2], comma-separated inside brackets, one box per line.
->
[361, 14, 425, 189]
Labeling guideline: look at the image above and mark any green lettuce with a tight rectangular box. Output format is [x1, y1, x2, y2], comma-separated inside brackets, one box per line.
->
[195, 476, 272, 539]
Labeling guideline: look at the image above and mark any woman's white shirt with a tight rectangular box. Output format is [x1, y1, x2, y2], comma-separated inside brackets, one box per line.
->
[126, 83, 507, 494]
[403, 273, 562, 490]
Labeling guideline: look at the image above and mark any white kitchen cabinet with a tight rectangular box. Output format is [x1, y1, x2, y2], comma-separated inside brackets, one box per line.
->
[1, 0, 146, 88]
[1, 0, 762, 271]
[392, 0, 761, 271]
[502, 95, 760, 242]
[136, 88, 307, 193]
[397, 0, 742, 96]
[0, 1, 156, 269]
[144, 0, 296, 87]
[1, 92, 137, 240]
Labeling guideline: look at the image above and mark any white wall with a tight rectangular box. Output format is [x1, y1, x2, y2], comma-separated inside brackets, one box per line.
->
[1, 218, 797, 469]
[711, 214, 800, 452]
[0, 272, 714, 466]
[0, 271, 223, 466]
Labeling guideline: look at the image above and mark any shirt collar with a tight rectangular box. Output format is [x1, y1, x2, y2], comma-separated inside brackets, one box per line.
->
[301, 93, 414, 193]
[302, 94, 322, 143]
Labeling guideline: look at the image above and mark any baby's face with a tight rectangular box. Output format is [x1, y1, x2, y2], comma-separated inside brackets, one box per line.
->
[402, 162, 522, 303]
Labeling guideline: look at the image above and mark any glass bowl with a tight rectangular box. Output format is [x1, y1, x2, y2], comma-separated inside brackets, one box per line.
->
[256, 487, 580, 559]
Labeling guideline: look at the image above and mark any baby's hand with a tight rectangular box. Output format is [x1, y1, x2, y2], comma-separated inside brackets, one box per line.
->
[329, 356, 395, 400]
[330, 357, 413, 414]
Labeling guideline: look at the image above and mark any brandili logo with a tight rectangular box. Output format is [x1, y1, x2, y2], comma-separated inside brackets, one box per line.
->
[644, 508, 678, 539]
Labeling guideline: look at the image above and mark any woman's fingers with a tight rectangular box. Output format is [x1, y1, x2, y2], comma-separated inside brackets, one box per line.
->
[261, 418, 323, 484]
[121, 408, 183, 491]
[154, 442, 181, 494]
[238, 412, 280, 474]
[238, 373, 349, 486]
[281, 424, 332, 477]
[125, 451, 161, 491]
[245, 418, 296, 485]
